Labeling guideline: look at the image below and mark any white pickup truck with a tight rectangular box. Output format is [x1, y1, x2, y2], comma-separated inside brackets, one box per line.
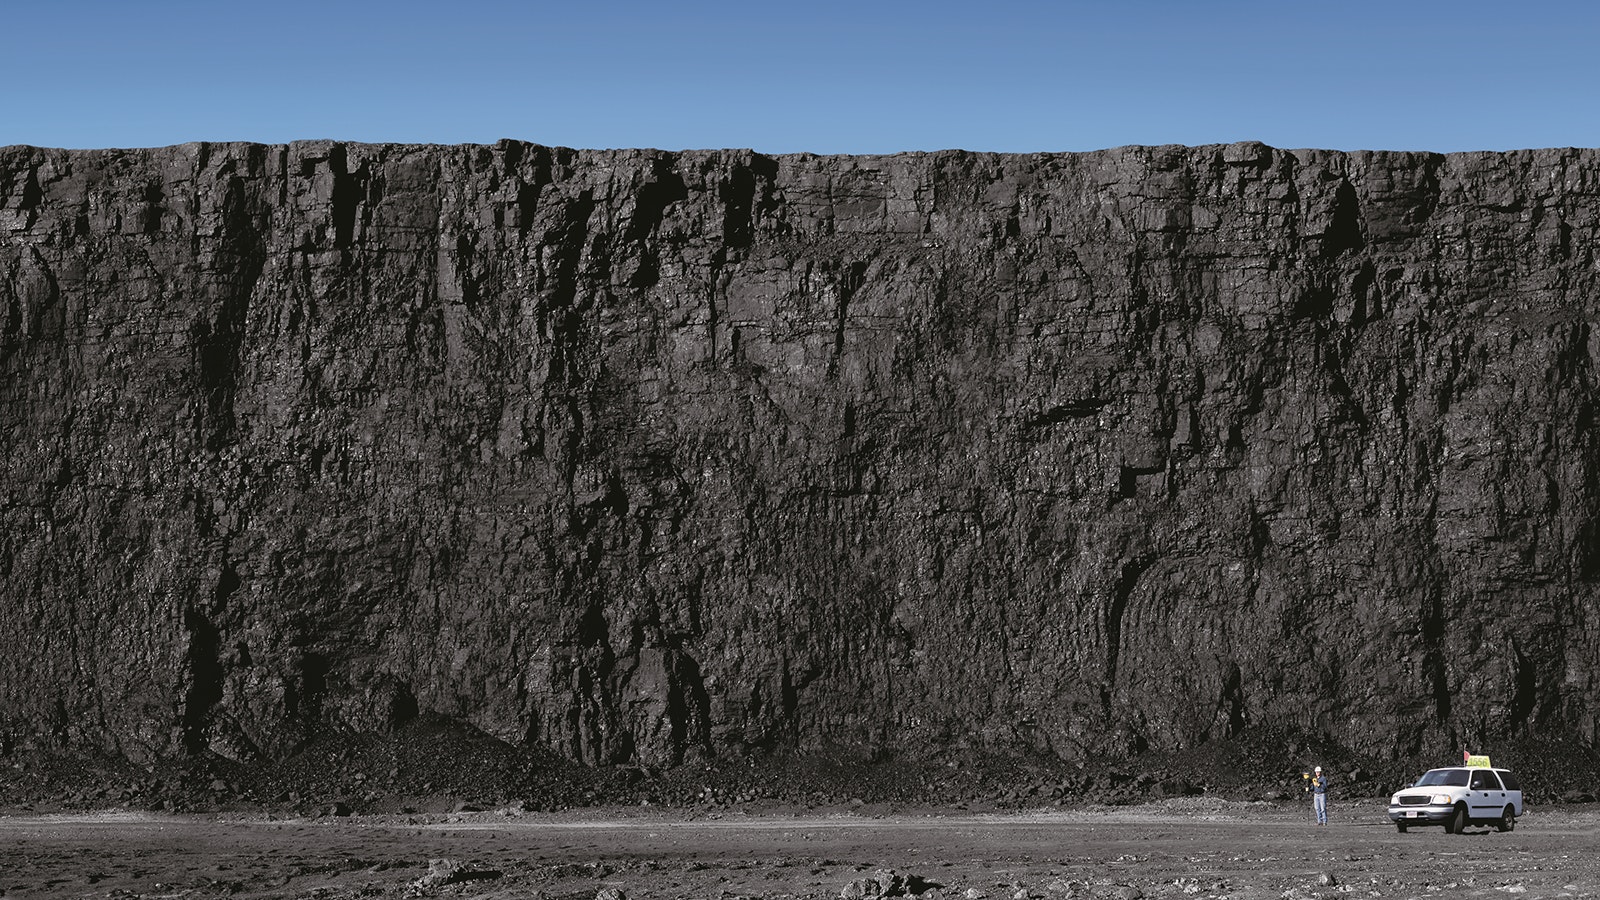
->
[1388, 765, 1524, 833]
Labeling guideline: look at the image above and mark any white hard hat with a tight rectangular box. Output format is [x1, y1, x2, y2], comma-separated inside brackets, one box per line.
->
[1314, 766, 1322, 772]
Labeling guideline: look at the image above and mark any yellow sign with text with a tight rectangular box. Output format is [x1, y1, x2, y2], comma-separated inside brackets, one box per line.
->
[1464, 754, 1492, 768]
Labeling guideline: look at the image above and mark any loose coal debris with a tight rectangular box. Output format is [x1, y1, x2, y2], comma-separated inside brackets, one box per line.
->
[1, 716, 1593, 815]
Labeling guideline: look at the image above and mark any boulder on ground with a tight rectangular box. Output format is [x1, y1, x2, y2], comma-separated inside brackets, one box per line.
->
[842, 868, 933, 899]
[411, 858, 503, 892]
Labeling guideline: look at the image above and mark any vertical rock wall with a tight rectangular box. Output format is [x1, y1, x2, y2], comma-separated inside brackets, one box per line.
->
[2, 140, 1598, 767]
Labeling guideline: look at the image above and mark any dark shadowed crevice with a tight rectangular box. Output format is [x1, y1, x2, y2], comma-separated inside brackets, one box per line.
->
[1115, 464, 1164, 501]
[180, 561, 241, 754]
[1220, 663, 1248, 738]
[1323, 179, 1365, 257]
[719, 154, 780, 246]
[180, 608, 224, 755]
[1023, 400, 1106, 430]
[516, 182, 542, 232]
[18, 166, 43, 211]
[621, 166, 689, 289]
[1349, 259, 1378, 321]
[141, 181, 165, 234]
[624, 168, 688, 244]
[290, 652, 331, 728]
[1421, 588, 1452, 724]
[454, 233, 481, 309]
[196, 175, 265, 450]
[577, 603, 610, 647]
[1, 287, 21, 352]
[667, 652, 713, 761]
[1510, 642, 1537, 731]
[328, 144, 365, 249]
[1292, 283, 1335, 320]
[573, 602, 621, 760]
[828, 259, 868, 377]
[720, 165, 759, 248]
[781, 670, 799, 721]
[540, 190, 596, 373]
[389, 682, 419, 730]
[1575, 393, 1600, 582]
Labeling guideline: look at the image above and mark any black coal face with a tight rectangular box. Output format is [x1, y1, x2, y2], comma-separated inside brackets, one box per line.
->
[0, 141, 1596, 774]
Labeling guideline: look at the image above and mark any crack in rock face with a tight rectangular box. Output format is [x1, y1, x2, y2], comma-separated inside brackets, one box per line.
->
[1, 139, 1598, 771]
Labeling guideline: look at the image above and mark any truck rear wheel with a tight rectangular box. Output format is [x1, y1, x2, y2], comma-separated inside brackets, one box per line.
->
[1496, 806, 1516, 832]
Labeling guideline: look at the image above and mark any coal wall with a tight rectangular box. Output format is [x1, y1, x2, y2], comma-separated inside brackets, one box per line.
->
[2, 140, 1598, 767]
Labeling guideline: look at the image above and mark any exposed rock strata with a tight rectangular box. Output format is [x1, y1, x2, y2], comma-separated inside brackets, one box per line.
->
[2, 140, 1598, 768]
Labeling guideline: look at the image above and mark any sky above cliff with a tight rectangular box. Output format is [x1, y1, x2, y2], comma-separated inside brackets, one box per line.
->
[8, 0, 1597, 154]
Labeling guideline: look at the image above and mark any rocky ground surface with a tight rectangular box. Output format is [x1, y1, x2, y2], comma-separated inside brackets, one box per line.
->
[3, 715, 1596, 899]
[3, 798, 1598, 900]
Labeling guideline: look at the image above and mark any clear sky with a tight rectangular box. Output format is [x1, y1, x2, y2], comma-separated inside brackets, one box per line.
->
[6, 0, 1597, 154]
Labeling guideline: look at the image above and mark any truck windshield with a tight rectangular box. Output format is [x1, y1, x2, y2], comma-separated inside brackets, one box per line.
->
[1415, 769, 1470, 787]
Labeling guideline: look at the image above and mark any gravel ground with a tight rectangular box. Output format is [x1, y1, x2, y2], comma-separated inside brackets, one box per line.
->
[3, 723, 1596, 898]
[2, 798, 1597, 899]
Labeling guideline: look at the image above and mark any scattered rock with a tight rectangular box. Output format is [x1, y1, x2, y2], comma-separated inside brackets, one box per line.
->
[843, 869, 921, 899]
[1317, 872, 1338, 886]
[410, 858, 502, 892]
[596, 888, 628, 900]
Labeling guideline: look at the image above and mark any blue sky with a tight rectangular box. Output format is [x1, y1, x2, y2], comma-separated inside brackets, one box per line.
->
[5, 0, 1597, 154]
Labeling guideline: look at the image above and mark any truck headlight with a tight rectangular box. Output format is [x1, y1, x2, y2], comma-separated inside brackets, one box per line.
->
[1431, 794, 1452, 805]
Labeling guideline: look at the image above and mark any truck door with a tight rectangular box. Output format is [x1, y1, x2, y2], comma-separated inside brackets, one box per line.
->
[1468, 769, 1505, 818]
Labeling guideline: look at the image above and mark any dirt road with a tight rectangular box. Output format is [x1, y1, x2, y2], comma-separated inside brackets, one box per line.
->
[1, 798, 1594, 899]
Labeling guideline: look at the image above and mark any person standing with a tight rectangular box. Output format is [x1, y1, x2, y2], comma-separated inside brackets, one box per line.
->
[1310, 766, 1328, 825]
